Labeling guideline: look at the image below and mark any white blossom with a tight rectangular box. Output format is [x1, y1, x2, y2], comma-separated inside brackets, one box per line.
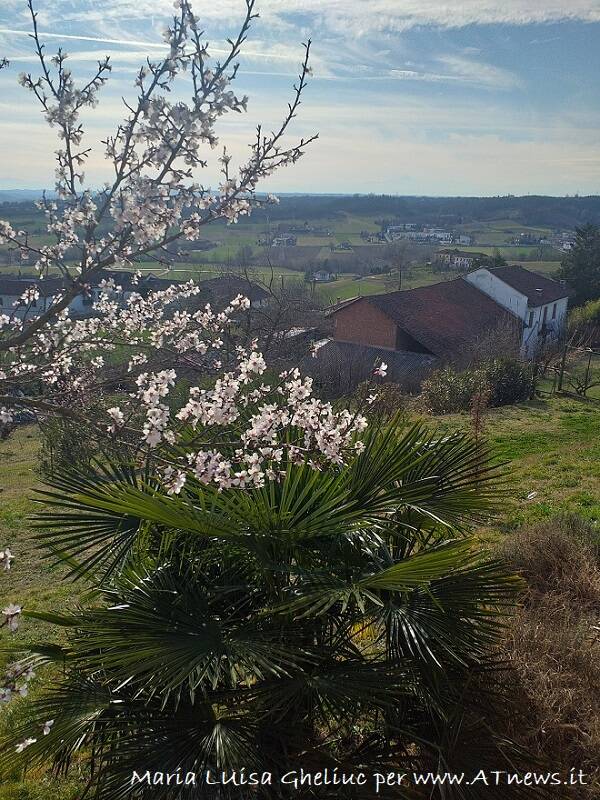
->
[0, 548, 14, 571]
[2, 604, 22, 632]
[15, 738, 37, 753]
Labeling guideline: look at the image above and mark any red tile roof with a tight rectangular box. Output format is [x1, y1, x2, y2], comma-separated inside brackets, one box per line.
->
[351, 278, 517, 360]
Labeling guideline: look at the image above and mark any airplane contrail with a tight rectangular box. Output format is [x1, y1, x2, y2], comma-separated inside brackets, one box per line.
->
[0, 27, 296, 60]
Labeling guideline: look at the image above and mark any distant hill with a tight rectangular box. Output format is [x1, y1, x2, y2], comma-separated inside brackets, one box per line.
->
[250, 194, 600, 229]
[1, 191, 600, 229]
[0, 189, 54, 203]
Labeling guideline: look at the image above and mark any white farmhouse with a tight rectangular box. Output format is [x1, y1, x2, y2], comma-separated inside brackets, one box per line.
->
[464, 265, 570, 357]
[0, 275, 93, 320]
[312, 269, 333, 282]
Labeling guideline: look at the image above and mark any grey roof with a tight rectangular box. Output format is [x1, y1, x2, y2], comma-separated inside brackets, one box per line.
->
[0, 271, 178, 298]
[312, 339, 438, 386]
[0, 275, 65, 297]
[200, 276, 269, 303]
[487, 265, 571, 307]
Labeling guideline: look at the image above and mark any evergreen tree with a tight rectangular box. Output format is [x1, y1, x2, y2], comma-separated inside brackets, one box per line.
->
[559, 224, 600, 305]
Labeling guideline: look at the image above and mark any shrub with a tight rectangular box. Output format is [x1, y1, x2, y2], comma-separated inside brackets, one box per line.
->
[483, 358, 535, 407]
[2, 422, 531, 797]
[570, 298, 600, 328]
[421, 367, 484, 414]
[354, 380, 410, 421]
[38, 417, 97, 478]
[496, 513, 600, 603]
[421, 359, 533, 414]
[569, 298, 600, 346]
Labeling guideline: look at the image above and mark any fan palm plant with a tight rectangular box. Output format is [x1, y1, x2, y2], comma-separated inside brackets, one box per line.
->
[2, 420, 527, 798]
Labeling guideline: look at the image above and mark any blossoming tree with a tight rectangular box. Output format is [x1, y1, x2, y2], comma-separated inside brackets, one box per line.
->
[0, 0, 370, 716]
[0, 4, 526, 795]
[0, 0, 374, 492]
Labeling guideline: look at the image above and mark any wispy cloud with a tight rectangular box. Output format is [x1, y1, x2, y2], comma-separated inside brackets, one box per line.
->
[0, 27, 303, 63]
[6, 1, 600, 40]
[50, 0, 600, 30]
[435, 55, 522, 90]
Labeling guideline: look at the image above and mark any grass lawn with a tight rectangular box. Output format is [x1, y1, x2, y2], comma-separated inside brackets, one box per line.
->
[0, 428, 83, 800]
[433, 394, 600, 528]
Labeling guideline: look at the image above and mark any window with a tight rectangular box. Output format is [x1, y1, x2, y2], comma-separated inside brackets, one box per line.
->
[552, 303, 557, 319]
[542, 306, 548, 324]
[527, 310, 534, 327]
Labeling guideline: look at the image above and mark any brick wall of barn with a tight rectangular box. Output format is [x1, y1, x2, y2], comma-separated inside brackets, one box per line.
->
[333, 299, 398, 349]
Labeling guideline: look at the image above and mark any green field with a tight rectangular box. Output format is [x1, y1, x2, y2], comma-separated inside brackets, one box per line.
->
[1, 208, 566, 267]
[2, 211, 567, 320]
[315, 266, 455, 303]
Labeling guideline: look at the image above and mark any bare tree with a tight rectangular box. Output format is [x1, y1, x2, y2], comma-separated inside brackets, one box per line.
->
[0, 0, 318, 426]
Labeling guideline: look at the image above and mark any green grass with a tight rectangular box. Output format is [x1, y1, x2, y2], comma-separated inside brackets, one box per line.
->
[434, 395, 600, 528]
[0, 428, 82, 797]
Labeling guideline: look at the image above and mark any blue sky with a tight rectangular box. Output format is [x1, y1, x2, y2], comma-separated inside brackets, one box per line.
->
[1, 0, 600, 195]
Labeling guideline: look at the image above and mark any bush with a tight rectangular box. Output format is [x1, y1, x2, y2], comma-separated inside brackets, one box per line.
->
[496, 513, 600, 602]
[2, 422, 531, 797]
[421, 367, 484, 414]
[421, 359, 533, 414]
[570, 298, 600, 328]
[569, 298, 600, 346]
[38, 417, 97, 478]
[483, 358, 535, 407]
[354, 380, 409, 421]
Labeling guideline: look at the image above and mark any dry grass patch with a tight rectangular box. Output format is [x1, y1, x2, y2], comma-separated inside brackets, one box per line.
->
[496, 516, 600, 797]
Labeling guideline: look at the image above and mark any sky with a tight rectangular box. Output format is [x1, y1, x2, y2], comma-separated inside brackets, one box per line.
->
[1, 0, 600, 195]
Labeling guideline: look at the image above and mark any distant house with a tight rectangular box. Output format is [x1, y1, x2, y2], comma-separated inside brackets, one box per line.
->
[271, 235, 297, 247]
[312, 269, 333, 283]
[464, 266, 571, 357]
[424, 227, 453, 242]
[0, 270, 182, 321]
[457, 235, 473, 246]
[435, 249, 488, 271]
[0, 275, 89, 319]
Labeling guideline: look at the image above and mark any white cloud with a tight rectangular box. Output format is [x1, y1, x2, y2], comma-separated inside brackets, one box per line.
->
[69, 0, 600, 34]
[5, 1, 600, 39]
[0, 28, 303, 63]
[435, 55, 522, 89]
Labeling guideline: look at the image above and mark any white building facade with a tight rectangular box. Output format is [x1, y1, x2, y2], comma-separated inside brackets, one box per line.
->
[464, 266, 570, 357]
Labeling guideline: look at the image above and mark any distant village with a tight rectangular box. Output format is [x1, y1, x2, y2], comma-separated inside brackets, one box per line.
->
[260, 221, 577, 252]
